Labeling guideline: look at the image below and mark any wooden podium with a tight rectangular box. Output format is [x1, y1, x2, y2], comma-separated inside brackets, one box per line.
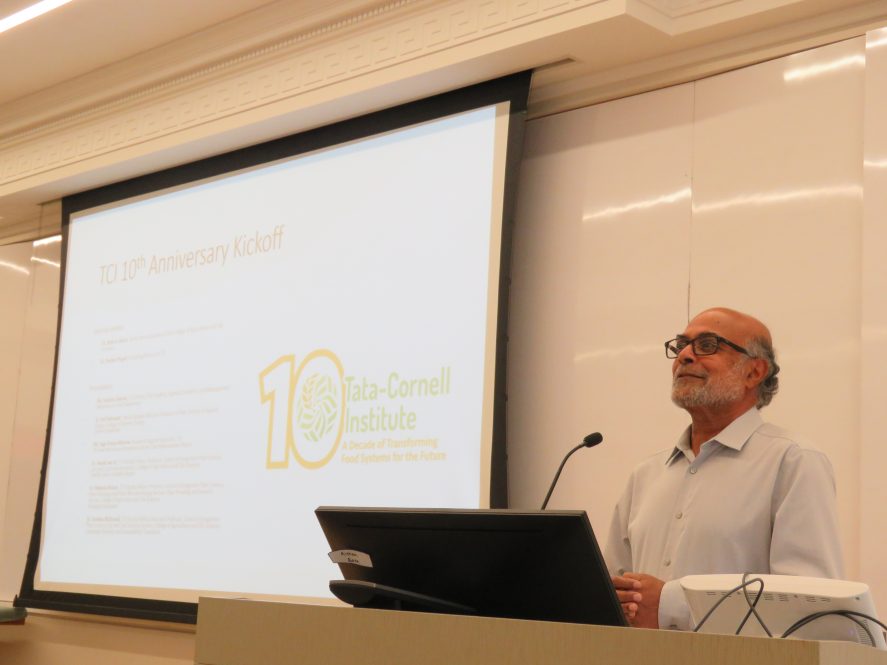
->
[195, 597, 887, 665]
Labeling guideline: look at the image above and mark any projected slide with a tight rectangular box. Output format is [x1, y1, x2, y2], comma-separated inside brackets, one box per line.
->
[38, 106, 504, 602]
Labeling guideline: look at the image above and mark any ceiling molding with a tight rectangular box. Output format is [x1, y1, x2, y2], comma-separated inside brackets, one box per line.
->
[2, 0, 887, 240]
[0, 0, 620, 192]
[530, 0, 887, 115]
[629, 0, 801, 33]
[0, 0, 420, 140]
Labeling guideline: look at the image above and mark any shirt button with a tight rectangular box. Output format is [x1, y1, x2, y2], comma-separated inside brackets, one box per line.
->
[664, 559, 671, 567]
[689, 467, 698, 475]
[676, 512, 683, 519]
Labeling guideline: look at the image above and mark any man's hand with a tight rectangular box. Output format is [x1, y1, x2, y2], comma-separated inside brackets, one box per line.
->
[611, 575, 642, 623]
[619, 572, 664, 629]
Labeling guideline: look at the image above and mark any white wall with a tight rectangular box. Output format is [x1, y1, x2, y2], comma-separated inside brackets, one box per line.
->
[508, 33, 887, 608]
[0, 238, 59, 599]
[0, 243, 33, 543]
[860, 24, 887, 615]
[2, 29, 887, 664]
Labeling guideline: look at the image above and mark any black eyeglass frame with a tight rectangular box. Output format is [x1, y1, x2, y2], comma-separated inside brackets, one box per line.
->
[664, 334, 751, 359]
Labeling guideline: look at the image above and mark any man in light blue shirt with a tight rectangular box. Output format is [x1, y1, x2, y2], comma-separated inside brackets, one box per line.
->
[605, 307, 844, 630]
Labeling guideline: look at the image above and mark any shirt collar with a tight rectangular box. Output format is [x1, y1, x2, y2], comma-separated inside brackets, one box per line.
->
[666, 407, 763, 465]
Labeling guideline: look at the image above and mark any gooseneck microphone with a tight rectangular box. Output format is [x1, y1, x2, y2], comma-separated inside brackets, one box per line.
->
[540, 432, 604, 510]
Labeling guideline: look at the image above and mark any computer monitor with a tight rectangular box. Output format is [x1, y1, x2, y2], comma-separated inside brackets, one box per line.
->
[315, 507, 627, 627]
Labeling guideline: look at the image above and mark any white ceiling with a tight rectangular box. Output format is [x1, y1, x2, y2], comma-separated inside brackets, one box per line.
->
[2, 0, 887, 238]
[0, 0, 282, 106]
[3, 0, 873, 113]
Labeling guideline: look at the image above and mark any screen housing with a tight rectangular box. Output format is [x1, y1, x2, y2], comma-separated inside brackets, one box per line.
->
[15, 72, 531, 623]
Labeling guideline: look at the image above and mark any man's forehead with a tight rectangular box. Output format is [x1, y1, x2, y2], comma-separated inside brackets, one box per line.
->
[683, 316, 732, 334]
[676, 330, 719, 339]
[681, 308, 766, 342]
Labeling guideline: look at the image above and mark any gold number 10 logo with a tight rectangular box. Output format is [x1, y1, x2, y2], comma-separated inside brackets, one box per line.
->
[258, 349, 346, 469]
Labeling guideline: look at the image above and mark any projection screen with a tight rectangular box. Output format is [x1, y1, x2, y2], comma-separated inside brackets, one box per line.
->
[17, 73, 530, 622]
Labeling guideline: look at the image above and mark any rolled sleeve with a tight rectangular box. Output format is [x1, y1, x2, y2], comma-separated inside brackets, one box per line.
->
[658, 579, 692, 630]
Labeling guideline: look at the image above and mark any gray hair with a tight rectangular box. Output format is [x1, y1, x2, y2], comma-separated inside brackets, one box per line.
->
[746, 337, 780, 408]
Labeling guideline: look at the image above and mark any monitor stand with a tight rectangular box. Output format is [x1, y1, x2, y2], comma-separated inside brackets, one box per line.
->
[330, 580, 476, 614]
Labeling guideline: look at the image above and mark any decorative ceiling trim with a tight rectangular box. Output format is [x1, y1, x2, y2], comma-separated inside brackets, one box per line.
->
[0, 0, 420, 145]
[635, 0, 742, 19]
[0, 0, 610, 190]
[530, 1, 887, 116]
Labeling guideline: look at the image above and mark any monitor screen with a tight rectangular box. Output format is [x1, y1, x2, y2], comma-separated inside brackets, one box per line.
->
[315, 507, 627, 627]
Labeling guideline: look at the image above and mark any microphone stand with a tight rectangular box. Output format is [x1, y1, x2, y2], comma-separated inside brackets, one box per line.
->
[540, 432, 603, 510]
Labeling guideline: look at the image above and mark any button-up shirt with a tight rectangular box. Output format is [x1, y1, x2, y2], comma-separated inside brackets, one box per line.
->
[603, 408, 844, 630]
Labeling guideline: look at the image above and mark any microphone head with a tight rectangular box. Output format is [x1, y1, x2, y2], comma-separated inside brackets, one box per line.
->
[582, 432, 603, 448]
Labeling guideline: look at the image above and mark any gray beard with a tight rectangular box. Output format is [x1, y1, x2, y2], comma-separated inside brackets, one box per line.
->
[671, 369, 745, 409]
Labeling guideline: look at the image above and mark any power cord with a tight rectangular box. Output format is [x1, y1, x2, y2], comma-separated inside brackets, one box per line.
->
[691, 574, 887, 649]
[736, 571, 772, 636]
[782, 610, 887, 647]
[692, 574, 771, 635]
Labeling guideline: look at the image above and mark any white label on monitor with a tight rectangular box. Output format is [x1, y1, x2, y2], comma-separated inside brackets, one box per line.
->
[328, 550, 373, 568]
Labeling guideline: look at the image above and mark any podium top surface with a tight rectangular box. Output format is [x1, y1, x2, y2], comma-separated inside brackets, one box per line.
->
[195, 597, 887, 665]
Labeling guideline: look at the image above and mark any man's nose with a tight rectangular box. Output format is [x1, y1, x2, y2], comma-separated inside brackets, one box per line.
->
[677, 345, 696, 363]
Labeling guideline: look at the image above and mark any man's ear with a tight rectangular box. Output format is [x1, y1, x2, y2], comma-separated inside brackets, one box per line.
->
[745, 357, 768, 388]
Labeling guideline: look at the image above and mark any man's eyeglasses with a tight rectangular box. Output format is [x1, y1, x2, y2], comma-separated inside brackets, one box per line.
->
[664, 334, 750, 359]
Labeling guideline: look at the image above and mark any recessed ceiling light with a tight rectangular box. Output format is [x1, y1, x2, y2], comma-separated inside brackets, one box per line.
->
[0, 0, 76, 36]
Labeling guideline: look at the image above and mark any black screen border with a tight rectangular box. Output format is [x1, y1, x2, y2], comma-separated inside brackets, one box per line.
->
[15, 71, 531, 623]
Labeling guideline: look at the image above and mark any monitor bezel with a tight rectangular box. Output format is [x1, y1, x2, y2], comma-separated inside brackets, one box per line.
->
[315, 506, 628, 627]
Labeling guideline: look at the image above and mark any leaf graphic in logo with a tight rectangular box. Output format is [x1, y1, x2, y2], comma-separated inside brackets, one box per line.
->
[296, 373, 337, 443]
